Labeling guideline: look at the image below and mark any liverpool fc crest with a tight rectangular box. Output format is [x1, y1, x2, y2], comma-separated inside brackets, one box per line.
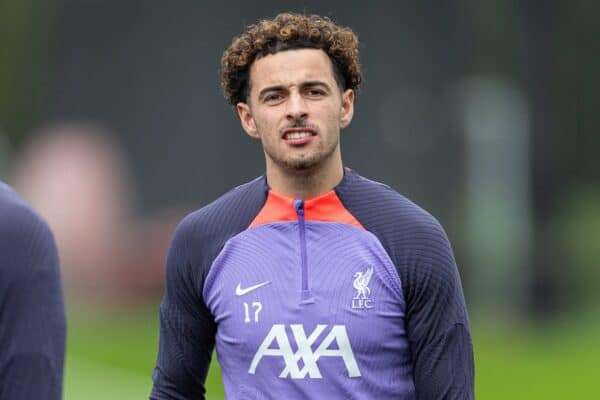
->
[352, 267, 374, 309]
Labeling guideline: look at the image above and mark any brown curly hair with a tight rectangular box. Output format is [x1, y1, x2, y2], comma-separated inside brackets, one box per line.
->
[220, 12, 362, 106]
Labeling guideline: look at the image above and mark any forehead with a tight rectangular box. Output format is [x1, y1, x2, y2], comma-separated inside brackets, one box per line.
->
[249, 48, 336, 90]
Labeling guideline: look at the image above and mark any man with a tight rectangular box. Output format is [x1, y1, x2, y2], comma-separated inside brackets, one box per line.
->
[0, 181, 66, 399]
[151, 12, 473, 399]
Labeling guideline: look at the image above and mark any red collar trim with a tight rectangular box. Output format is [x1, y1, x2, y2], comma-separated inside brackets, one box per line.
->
[249, 190, 364, 229]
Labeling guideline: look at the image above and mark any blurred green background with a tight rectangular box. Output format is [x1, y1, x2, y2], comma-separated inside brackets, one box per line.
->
[64, 306, 600, 399]
[1, 0, 596, 398]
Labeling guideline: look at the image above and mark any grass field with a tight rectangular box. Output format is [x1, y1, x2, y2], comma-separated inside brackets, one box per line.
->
[64, 305, 599, 399]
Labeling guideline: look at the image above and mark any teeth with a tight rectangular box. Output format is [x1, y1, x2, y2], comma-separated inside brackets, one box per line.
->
[286, 131, 312, 140]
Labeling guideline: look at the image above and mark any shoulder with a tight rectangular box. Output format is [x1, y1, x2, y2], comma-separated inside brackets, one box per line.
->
[0, 182, 58, 280]
[0, 182, 54, 246]
[0, 181, 33, 224]
[162, 176, 268, 307]
[167, 176, 268, 273]
[338, 172, 462, 315]
[336, 169, 449, 251]
[173, 176, 268, 244]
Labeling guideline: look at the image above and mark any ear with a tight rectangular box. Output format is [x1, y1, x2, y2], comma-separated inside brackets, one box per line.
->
[340, 89, 355, 129]
[236, 102, 260, 139]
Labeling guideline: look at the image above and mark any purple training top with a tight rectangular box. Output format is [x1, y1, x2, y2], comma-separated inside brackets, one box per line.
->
[150, 169, 473, 400]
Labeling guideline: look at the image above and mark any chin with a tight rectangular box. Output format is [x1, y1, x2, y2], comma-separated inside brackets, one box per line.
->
[275, 159, 315, 174]
[286, 155, 321, 171]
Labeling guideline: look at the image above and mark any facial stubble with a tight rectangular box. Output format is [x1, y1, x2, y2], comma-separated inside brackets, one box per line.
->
[261, 119, 339, 174]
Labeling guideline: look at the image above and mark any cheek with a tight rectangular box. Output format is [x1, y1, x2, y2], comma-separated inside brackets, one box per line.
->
[254, 109, 278, 127]
[323, 106, 342, 129]
[253, 114, 280, 141]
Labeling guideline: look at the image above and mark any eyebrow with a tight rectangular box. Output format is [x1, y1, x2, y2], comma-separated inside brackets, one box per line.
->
[258, 85, 285, 101]
[257, 80, 332, 101]
[301, 81, 331, 91]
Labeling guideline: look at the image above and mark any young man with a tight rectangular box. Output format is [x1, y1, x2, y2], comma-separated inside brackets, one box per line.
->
[151, 13, 473, 400]
[0, 181, 66, 399]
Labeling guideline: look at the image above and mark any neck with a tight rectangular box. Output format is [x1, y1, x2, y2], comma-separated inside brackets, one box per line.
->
[265, 154, 344, 200]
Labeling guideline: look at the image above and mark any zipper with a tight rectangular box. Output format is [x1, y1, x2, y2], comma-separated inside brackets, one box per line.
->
[294, 199, 310, 301]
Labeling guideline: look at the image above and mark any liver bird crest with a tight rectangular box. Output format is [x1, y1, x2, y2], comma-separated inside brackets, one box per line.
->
[353, 267, 373, 300]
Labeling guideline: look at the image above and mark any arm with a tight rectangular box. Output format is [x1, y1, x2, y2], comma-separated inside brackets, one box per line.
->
[403, 221, 474, 400]
[150, 218, 217, 400]
[0, 204, 66, 399]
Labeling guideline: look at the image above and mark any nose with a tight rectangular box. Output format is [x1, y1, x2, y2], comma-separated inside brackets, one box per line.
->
[285, 92, 308, 121]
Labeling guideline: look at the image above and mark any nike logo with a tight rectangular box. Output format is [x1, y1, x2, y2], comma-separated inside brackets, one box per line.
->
[235, 281, 272, 296]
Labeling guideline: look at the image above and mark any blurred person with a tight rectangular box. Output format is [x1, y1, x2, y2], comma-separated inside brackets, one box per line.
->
[0, 181, 66, 399]
[151, 12, 473, 400]
[12, 123, 172, 305]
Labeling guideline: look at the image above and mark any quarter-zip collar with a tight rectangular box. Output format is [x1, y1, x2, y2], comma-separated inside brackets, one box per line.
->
[248, 177, 363, 229]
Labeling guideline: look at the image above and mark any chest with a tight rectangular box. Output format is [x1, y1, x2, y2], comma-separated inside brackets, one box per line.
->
[203, 222, 407, 379]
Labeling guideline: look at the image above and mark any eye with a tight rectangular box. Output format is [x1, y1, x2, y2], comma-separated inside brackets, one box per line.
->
[305, 88, 326, 98]
[263, 93, 284, 103]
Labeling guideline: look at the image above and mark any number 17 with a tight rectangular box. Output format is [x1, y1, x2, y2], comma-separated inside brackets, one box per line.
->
[244, 301, 262, 323]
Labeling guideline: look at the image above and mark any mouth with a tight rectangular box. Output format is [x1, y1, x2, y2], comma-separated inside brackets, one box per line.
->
[281, 127, 317, 144]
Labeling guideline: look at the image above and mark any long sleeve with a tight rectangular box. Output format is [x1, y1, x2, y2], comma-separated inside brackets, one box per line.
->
[0, 187, 66, 400]
[150, 217, 217, 400]
[401, 220, 474, 400]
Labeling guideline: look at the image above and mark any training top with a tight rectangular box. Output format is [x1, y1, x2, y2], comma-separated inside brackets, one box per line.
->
[0, 181, 66, 400]
[150, 169, 473, 400]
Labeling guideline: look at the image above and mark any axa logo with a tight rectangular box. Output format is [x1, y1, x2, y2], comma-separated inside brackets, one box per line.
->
[249, 324, 361, 379]
[352, 266, 374, 309]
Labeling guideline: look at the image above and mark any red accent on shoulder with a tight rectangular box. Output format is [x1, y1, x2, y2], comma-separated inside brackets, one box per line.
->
[249, 190, 364, 229]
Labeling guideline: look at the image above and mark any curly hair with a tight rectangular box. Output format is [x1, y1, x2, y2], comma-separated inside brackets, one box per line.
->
[220, 12, 362, 106]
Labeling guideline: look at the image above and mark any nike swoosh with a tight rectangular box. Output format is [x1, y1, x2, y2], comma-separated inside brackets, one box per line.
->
[235, 281, 272, 296]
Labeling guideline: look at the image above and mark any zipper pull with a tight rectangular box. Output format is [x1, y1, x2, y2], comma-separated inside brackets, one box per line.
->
[294, 199, 305, 217]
